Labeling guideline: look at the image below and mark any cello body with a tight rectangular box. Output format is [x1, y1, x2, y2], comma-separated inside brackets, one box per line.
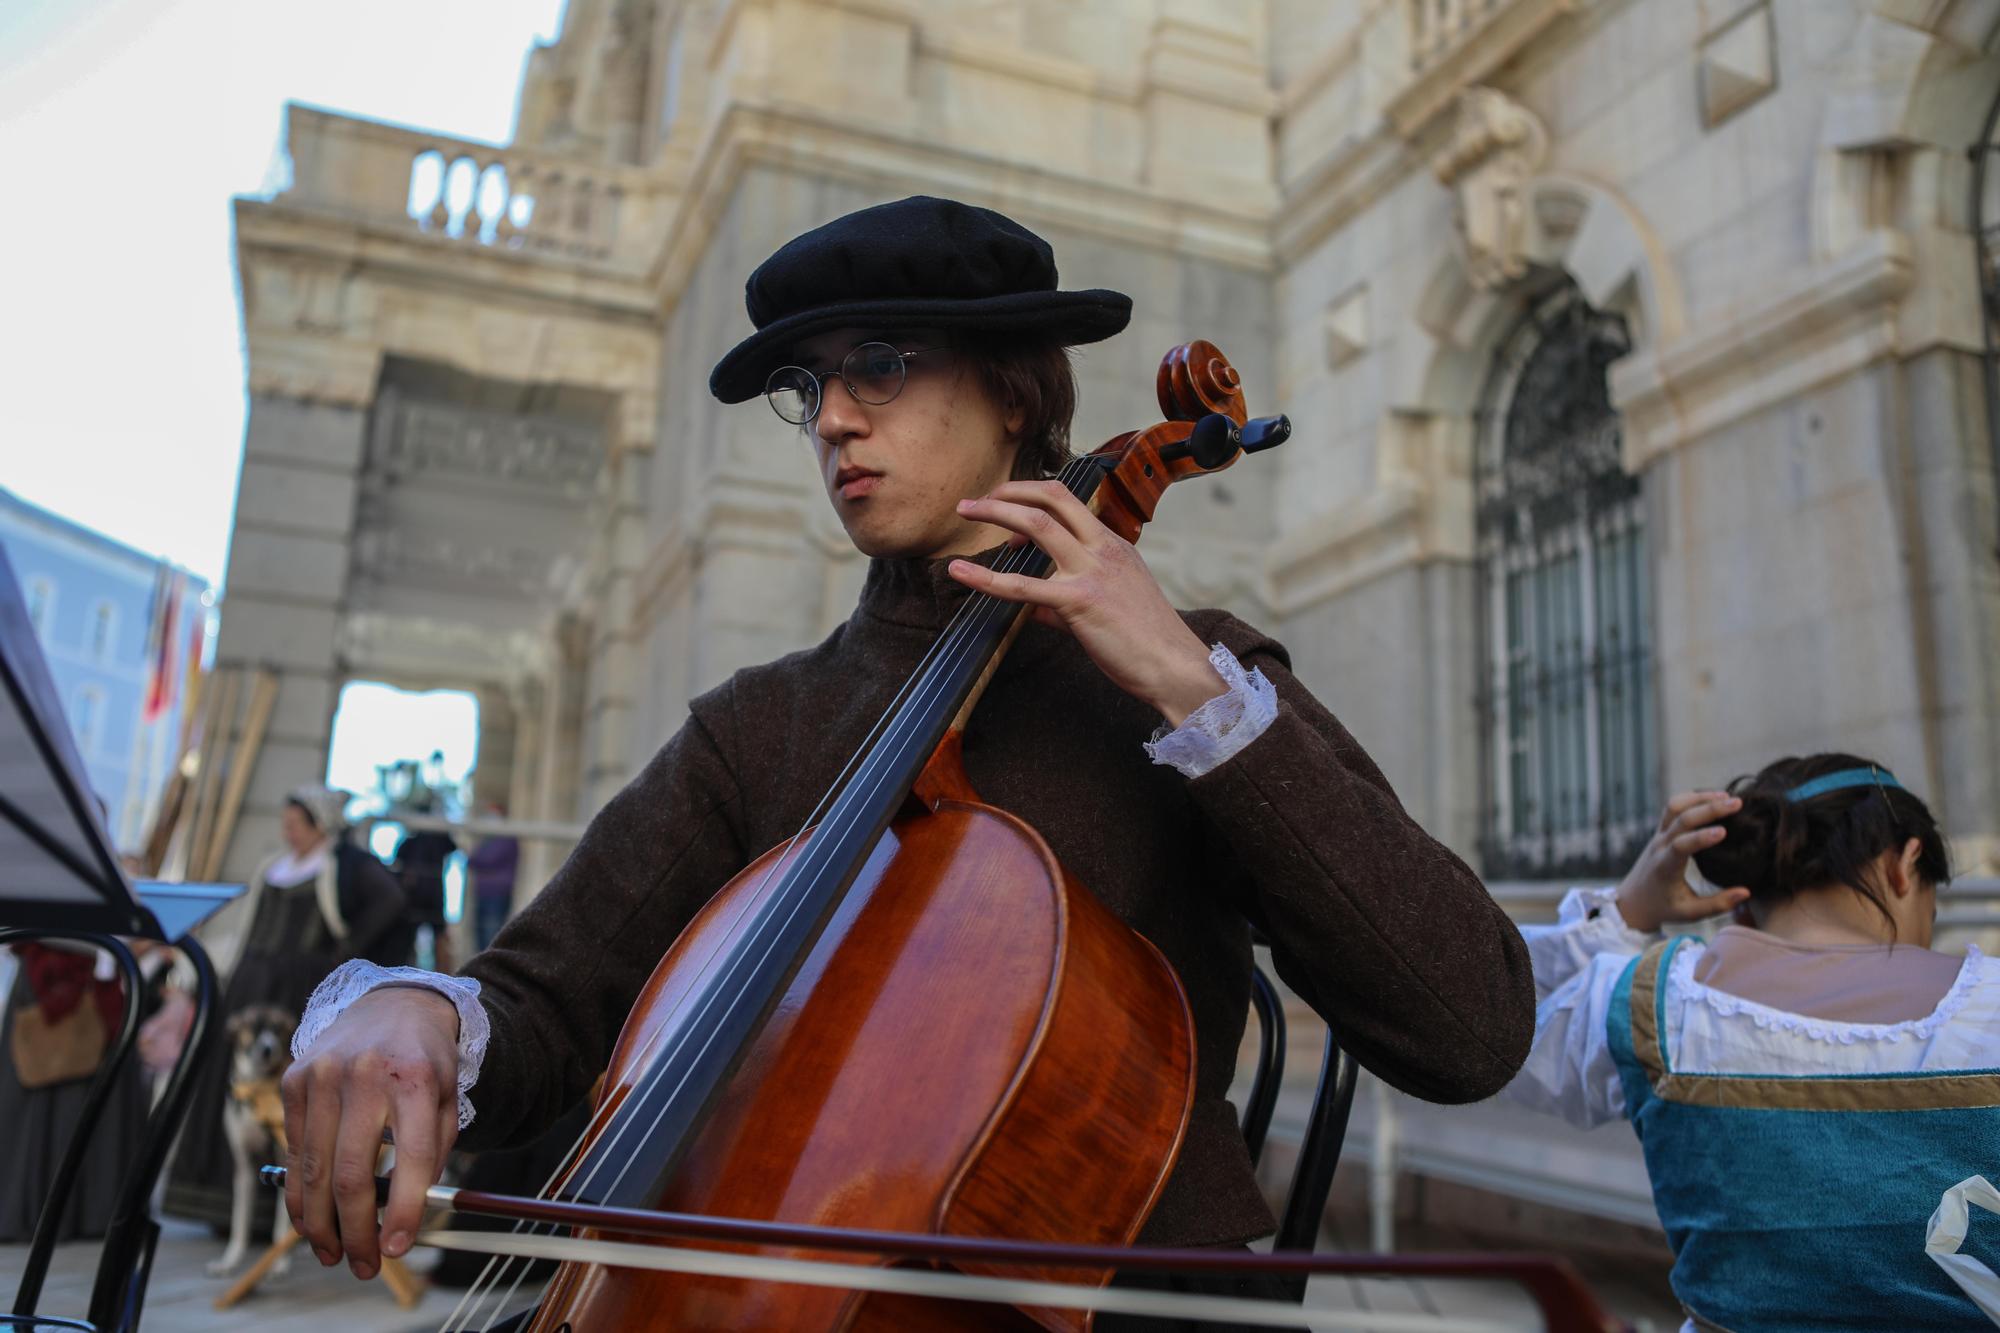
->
[526, 766, 1196, 1332]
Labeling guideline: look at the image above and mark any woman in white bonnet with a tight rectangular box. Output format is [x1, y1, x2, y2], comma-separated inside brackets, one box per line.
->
[163, 784, 407, 1233]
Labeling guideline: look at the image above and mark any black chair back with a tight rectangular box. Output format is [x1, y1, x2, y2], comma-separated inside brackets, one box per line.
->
[1243, 962, 1361, 1252]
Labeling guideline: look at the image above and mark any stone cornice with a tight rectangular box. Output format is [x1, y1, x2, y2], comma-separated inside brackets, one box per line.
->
[647, 100, 1277, 311]
[244, 330, 381, 407]
[1614, 232, 1916, 471]
[917, 29, 1142, 101]
[1273, 125, 1418, 266]
[235, 200, 658, 322]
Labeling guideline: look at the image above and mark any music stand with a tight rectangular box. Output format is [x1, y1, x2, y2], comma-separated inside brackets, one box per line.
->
[0, 546, 238, 1332]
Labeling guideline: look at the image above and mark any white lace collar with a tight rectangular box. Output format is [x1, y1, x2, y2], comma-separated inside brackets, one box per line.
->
[264, 841, 329, 886]
[1668, 939, 1988, 1045]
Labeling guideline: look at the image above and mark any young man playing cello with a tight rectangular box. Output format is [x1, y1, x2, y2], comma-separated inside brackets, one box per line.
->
[282, 196, 1534, 1324]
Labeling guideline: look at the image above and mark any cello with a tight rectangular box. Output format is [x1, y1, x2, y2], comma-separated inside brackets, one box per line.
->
[463, 340, 1287, 1333]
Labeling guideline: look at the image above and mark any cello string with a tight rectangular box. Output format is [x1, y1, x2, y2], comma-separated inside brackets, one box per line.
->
[572, 457, 1096, 1231]
[550, 511, 1059, 1215]
[440, 469, 1086, 1329]
[567, 457, 1098, 1218]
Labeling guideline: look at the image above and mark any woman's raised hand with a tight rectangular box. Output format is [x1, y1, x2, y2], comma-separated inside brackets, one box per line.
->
[1614, 791, 1752, 933]
[280, 986, 461, 1279]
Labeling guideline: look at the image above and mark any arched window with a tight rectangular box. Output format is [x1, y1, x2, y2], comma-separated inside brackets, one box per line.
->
[1474, 280, 1657, 879]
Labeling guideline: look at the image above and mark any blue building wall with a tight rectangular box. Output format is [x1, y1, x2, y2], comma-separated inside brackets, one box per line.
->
[0, 487, 212, 850]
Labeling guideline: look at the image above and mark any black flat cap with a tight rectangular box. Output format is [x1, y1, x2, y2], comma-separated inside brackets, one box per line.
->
[708, 195, 1131, 403]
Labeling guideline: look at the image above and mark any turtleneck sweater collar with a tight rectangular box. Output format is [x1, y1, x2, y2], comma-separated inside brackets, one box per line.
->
[853, 545, 1007, 631]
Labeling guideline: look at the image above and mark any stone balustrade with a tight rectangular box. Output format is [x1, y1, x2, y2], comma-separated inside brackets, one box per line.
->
[1386, 0, 1580, 136]
[275, 103, 663, 269]
[1410, 0, 1506, 70]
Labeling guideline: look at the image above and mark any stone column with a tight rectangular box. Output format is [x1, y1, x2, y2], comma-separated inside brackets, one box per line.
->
[506, 675, 553, 905]
[1898, 347, 2000, 872]
[582, 414, 653, 810]
[537, 613, 590, 828]
[209, 392, 371, 883]
[471, 686, 517, 813]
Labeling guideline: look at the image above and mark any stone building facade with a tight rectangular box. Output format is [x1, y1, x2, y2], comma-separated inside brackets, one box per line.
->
[215, 0, 2000, 911]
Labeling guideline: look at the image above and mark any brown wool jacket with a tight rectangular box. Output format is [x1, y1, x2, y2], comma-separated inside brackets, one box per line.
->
[460, 554, 1535, 1246]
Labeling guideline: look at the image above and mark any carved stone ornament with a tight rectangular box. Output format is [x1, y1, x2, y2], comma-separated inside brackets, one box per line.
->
[388, 398, 604, 495]
[1431, 88, 1549, 291]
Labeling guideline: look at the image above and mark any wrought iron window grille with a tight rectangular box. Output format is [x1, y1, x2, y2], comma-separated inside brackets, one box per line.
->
[1474, 280, 1659, 881]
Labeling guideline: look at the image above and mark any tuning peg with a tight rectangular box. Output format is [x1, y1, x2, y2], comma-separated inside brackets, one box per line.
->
[1158, 413, 1291, 470]
[1159, 414, 1242, 470]
[1238, 415, 1290, 453]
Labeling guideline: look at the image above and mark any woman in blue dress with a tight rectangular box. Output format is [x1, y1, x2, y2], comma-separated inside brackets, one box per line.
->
[1506, 752, 2000, 1331]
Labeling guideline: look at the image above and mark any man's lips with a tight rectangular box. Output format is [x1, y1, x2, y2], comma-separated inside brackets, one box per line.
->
[834, 467, 882, 499]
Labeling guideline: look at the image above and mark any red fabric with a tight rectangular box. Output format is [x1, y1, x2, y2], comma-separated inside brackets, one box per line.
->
[14, 943, 126, 1032]
[142, 573, 184, 721]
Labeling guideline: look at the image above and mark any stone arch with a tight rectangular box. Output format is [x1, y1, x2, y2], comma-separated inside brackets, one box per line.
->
[1809, 10, 2000, 260]
[1404, 171, 1683, 416]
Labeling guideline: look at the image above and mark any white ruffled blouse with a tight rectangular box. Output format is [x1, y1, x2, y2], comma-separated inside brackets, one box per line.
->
[1503, 886, 2000, 1129]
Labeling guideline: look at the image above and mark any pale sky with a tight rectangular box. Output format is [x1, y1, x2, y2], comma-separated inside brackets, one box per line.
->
[0, 0, 569, 588]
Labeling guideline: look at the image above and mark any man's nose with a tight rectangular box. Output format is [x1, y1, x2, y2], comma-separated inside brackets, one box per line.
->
[814, 373, 866, 445]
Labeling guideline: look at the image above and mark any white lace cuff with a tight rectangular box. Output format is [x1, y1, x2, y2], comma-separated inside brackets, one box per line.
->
[1142, 644, 1279, 779]
[1556, 886, 1656, 949]
[293, 960, 489, 1130]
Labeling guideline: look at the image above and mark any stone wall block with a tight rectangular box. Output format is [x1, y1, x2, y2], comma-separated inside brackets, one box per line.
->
[243, 396, 369, 471]
[221, 529, 352, 603]
[767, 3, 916, 129]
[214, 597, 341, 673]
[232, 460, 360, 540]
[260, 672, 339, 749]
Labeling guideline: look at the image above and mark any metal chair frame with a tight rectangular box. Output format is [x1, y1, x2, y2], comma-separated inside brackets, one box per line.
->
[1242, 962, 1360, 1252]
[3, 928, 220, 1333]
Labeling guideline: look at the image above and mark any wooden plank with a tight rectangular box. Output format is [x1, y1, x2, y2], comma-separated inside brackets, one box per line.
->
[199, 667, 278, 881]
[181, 666, 239, 881]
[138, 665, 211, 876]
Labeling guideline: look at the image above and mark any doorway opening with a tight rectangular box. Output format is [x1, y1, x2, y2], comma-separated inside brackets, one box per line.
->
[326, 680, 479, 968]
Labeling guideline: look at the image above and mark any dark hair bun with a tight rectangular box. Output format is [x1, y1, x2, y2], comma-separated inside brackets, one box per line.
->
[1689, 753, 1950, 937]
[1693, 787, 1782, 894]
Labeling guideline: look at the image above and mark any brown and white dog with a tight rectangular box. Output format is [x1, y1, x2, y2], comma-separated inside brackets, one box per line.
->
[207, 1004, 297, 1278]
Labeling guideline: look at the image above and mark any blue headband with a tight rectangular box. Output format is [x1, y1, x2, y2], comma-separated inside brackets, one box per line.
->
[1784, 767, 1904, 803]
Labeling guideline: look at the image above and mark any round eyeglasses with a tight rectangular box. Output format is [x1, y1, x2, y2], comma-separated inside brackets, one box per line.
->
[765, 342, 941, 426]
